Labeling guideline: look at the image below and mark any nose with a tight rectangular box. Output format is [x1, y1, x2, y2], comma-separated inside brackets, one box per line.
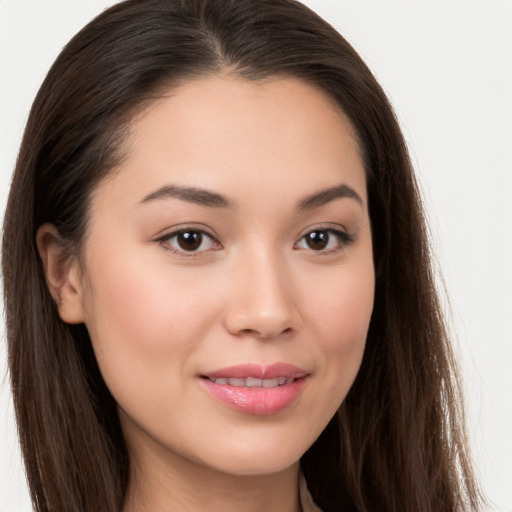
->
[223, 249, 298, 340]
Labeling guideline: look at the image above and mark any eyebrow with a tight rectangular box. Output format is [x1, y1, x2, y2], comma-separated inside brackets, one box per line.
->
[140, 185, 236, 209]
[140, 182, 363, 210]
[297, 183, 363, 210]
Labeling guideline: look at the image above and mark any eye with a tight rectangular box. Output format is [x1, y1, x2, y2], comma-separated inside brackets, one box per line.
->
[158, 229, 220, 255]
[295, 228, 353, 253]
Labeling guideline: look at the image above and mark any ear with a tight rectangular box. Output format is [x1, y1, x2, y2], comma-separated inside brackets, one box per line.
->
[36, 223, 85, 324]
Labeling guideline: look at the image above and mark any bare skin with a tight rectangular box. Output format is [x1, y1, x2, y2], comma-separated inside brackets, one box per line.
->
[38, 76, 374, 511]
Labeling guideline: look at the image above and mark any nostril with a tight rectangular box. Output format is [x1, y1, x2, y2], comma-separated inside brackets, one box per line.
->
[257, 327, 294, 340]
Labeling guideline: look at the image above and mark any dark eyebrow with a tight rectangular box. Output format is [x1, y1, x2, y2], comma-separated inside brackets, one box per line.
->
[297, 183, 363, 210]
[140, 183, 362, 211]
[140, 185, 236, 209]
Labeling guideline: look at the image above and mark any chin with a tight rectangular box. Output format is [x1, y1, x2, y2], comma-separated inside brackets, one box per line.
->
[194, 432, 310, 477]
[209, 456, 300, 478]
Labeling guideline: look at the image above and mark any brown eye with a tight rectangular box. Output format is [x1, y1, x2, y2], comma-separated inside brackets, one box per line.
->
[296, 228, 353, 253]
[304, 230, 329, 250]
[176, 231, 203, 251]
[161, 229, 218, 254]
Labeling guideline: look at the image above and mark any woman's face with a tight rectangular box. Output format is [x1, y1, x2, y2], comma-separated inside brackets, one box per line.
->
[73, 76, 374, 477]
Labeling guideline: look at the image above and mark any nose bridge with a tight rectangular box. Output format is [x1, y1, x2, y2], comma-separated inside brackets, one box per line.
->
[224, 241, 297, 339]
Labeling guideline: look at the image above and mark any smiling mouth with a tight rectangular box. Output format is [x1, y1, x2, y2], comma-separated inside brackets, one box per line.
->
[199, 363, 309, 415]
[204, 376, 296, 388]
[200, 362, 308, 388]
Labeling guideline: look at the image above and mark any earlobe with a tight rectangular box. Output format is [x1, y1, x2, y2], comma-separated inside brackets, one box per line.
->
[36, 223, 85, 324]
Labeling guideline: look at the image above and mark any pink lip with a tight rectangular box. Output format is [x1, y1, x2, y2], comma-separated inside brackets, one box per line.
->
[200, 363, 309, 416]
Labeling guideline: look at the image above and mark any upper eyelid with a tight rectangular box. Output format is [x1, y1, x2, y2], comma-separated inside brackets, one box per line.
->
[297, 223, 348, 236]
[155, 224, 218, 241]
[295, 224, 352, 245]
[295, 228, 353, 247]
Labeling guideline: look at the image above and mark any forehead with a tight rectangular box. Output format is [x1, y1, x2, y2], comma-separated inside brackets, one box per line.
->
[98, 75, 367, 210]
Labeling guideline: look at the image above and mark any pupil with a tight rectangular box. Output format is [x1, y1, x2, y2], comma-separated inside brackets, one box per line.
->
[307, 231, 328, 250]
[178, 231, 202, 251]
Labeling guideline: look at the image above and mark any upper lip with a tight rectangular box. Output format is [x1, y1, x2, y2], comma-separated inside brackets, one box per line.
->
[202, 363, 308, 380]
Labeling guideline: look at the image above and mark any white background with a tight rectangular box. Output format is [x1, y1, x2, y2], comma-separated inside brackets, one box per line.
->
[1, 1, 511, 511]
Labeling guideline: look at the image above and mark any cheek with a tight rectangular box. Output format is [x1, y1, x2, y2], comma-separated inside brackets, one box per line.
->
[85, 241, 216, 335]
[312, 260, 374, 343]
[282, 260, 374, 447]
[80, 250, 219, 397]
[308, 259, 374, 388]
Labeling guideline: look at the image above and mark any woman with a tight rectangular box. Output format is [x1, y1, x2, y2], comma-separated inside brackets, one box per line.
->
[2, 0, 482, 510]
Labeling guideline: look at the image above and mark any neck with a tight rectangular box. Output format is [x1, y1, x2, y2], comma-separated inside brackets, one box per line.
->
[123, 442, 302, 512]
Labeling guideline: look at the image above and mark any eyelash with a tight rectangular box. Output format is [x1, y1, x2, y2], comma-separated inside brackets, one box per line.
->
[295, 227, 355, 254]
[155, 226, 354, 257]
[155, 227, 221, 257]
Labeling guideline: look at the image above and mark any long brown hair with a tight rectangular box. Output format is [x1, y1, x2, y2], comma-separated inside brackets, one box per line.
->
[2, 1, 482, 510]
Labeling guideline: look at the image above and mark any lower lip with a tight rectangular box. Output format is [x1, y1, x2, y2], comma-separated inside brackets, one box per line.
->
[200, 377, 307, 415]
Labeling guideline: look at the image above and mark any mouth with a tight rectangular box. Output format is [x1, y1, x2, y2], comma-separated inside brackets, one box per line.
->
[199, 363, 309, 415]
[204, 376, 296, 388]
[201, 362, 308, 381]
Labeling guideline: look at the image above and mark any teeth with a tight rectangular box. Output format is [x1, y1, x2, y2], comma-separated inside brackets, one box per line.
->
[246, 377, 262, 387]
[262, 378, 278, 388]
[228, 378, 246, 387]
[209, 377, 293, 388]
